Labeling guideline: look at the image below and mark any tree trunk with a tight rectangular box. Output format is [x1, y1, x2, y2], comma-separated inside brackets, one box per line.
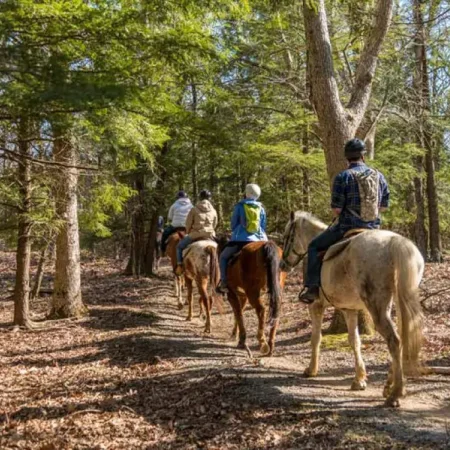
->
[302, 126, 311, 210]
[413, 0, 441, 262]
[413, 162, 428, 257]
[50, 131, 86, 319]
[13, 117, 34, 328]
[191, 82, 198, 203]
[303, 0, 393, 334]
[31, 241, 50, 300]
[303, 0, 394, 181]
[144, 142, 169, 276]
[125, 172, 146, 276]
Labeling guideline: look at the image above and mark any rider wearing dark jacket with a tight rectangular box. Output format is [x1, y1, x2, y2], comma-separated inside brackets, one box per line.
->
[299, 139, 390, 303]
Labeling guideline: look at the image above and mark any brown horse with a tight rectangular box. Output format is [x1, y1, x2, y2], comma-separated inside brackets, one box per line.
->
[220, 240, 286, 356]
[183, 240, 220, 332]
[166, 231, 186, 309]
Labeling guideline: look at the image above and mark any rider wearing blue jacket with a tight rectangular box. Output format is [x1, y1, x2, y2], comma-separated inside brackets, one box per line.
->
[216, 183, 267, 294]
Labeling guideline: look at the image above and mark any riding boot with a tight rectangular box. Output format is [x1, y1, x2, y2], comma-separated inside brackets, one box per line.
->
[299, 286, 320, 304]
[216, 280, 228, 295]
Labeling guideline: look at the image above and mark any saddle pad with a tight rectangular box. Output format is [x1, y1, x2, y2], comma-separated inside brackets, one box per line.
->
[323, 229, 368, 262]
[182, 239, 218, 258]
[344, 228, 368, 239]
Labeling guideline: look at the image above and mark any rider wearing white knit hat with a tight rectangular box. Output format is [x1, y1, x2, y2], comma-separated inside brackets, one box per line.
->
[216, 183, 268, 294]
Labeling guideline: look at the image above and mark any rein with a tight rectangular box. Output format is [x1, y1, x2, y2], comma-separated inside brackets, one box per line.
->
[282, 220, 307, 268]
[282, 216, 338, 269]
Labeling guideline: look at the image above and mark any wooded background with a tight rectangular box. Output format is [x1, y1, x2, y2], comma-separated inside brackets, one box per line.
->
[0, 0, 449, 326]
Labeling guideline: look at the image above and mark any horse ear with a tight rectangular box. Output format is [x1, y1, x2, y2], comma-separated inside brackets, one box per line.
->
[290, 211, 295, 222]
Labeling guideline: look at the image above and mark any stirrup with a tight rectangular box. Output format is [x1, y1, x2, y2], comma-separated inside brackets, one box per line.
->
[298, 286, 319, 304]
[216, 281, 228, 295]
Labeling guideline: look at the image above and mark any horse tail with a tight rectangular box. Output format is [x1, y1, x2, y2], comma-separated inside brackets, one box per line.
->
[263, 241, 282, 321]
[390, 235, 424, 375]
[207, 245, 223, 314]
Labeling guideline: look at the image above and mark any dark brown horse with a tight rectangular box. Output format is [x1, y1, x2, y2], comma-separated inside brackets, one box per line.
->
[219, 239, 286, 356]
[166, 230, 186, 309]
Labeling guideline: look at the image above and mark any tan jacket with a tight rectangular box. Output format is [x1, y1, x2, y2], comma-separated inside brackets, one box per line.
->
[186, 200, 218, 240]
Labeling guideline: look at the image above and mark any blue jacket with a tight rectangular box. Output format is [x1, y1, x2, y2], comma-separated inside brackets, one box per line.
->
[230, 199, 268, 242]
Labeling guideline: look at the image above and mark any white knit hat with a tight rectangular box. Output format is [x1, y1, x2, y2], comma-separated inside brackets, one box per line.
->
[245, 183, 261, 200]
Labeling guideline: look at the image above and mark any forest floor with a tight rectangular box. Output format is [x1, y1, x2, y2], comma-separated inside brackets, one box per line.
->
[0, 252, 450, 449]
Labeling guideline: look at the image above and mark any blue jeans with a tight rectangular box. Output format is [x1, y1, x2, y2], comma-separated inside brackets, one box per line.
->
[161, 225, 175, 253]
[219, 243, 246, 283]
[305, 227, 345, 287]
[177, 236, 193, 264]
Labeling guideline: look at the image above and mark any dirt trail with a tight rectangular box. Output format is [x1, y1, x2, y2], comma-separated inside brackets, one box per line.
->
[0, 257, 449, 449]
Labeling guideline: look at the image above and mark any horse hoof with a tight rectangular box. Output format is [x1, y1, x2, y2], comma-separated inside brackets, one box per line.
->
[260, 342, 270, 355]
[384, 396, 401, 408]
[303, 368, 317, 378]
[204, 328, 211, 334]
[185, 316, 192, 322]
[351, 380, 367, 391]
[177, 303, 184, 310]
[237, 341, 246, 350]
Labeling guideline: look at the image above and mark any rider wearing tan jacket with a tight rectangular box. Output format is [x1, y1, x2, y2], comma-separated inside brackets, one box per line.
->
[185, 194, 218, 240]
[176, 190, 218, 273]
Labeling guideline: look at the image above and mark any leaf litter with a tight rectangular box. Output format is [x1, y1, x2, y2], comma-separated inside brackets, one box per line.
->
[0, 253, 449, 449]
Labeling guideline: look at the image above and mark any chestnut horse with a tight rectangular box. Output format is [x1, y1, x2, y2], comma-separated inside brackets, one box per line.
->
[166, 231, 186, 309]
[183, 240, 220, 333]
[219, 239, 286, 357]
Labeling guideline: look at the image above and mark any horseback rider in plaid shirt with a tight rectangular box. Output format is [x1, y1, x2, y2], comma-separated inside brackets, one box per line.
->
[299, 139, 390, 304]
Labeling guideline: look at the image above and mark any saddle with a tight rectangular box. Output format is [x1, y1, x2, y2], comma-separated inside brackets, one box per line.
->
[227, 242, 251, 267]
[318, 228, 368, 262]
[182, 237, 217, 258]
[173, 227, 186, 239]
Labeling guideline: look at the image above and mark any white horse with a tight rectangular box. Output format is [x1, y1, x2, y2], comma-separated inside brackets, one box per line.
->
[281, 211, 424, 407]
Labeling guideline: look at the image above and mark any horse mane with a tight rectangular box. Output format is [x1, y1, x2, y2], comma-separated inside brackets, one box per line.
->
[294, 211, 327, 230]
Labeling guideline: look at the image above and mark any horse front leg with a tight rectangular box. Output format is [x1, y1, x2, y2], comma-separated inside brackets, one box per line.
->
[343, 310, 367, 390]
[198, 278, 211, 333]
[305, 300, 325, 377]
[253, 295, 270, 355]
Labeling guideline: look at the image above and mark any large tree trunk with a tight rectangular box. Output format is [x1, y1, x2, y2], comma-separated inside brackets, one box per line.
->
[125, 172, 146, 276]
[50, 131, 86, 318]
[144, 142, 169, 276]
[413, 163, 428, 257]
[413, 0, 442, 262]
[303, 0, 393, 334]
[303, 0, 394, 180]
[191, 82, 198, 203]
[302, 126, 311, 210]
[13, 118, 33, 328]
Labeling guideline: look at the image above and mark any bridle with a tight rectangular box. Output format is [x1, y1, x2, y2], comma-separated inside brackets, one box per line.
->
[282, 219, 307, 269]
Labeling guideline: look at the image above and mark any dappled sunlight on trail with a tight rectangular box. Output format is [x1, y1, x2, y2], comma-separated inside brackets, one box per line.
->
[0, 256, 449, 449]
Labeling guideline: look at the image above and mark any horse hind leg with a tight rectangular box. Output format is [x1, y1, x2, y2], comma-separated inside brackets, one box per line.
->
[253, 295, 270, 355]
[198, 278, 211, 333]
[373, 310, 404, 407]
[305, 300, 325, 377]
[343, 310, 367, 390]
[185, 278, 193, 321]
[228, 291, 248, 353]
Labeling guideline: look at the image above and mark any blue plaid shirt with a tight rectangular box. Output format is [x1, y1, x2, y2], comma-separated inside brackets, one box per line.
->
[331, 162, 389, 231]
